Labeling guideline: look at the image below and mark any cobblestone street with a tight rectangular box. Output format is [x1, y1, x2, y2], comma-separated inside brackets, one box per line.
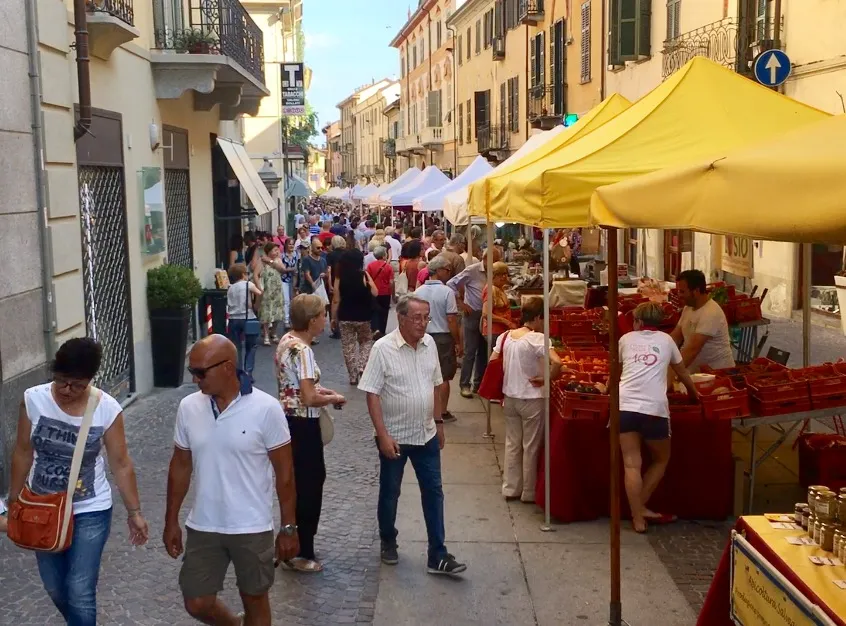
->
[0, 337, 382, 625]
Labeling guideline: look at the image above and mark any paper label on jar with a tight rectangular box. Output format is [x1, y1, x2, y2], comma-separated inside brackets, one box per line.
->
[818, 502, 831, 515]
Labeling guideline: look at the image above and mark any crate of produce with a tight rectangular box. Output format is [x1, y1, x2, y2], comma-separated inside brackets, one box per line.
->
[733, 297, 763, 323]
[561, 335, 603, 346]
[669, 394, 703, 419]
[557, 319, 596, 335]
[745, 371, 809, 403]
[791, 364, 846, 398]
[702, 358, 787, 382]
[618, 295, 648, 313]
[797, 434, 846, 491]
[559, 381, 610, 422]
[751, 397, 812, 417]
[695, 377, 751, 420]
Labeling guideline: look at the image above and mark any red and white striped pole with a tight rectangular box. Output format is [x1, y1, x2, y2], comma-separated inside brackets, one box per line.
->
[205, 304, 213, 336]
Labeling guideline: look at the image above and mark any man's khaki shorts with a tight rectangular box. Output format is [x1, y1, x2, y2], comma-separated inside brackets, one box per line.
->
[431, 332, 457, 380]
[179, 528, 275, 598]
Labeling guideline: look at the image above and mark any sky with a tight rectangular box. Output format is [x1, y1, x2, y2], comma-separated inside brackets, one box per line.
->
[303, 0, 413, 144]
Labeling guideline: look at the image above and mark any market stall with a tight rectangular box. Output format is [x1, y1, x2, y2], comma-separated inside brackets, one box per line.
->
[367, 166, 421, 205]
[387, 165, 451, 208]
[412, 155, 492, 214]
[467, 57, 833, 625]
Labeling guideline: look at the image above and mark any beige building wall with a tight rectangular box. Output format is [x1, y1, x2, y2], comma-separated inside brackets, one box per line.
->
[354, 82, 400, 183]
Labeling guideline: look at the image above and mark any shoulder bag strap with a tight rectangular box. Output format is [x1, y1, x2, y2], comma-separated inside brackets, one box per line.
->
[60, 387, 101, 539]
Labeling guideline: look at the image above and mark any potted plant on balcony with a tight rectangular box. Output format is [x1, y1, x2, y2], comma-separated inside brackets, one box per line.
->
[147, 264, 203, 387]
[174, 29, 218, 55]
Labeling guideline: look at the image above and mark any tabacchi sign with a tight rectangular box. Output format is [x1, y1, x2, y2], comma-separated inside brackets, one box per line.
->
[281, 63, 305, 116]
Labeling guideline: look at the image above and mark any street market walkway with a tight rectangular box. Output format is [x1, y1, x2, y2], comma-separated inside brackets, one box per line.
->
[3, 315, 838, 624]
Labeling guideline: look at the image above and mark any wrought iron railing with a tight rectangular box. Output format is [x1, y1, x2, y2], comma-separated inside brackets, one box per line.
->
[477, 124, 509, 154]
[662, 17, 782, 80]
[154, 0, 265, 84]
[518, 0, 544, 22]
[527, 84, 564, 121]
[383, 138, 396, 157]
[87, 0, 134, 26]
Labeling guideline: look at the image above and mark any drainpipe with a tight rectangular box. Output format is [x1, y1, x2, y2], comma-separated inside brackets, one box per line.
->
[600, 0, 607, 99]
[25, 0, 58, 358]
[447, 24, 458, 175]
[73, 0, 92, 140]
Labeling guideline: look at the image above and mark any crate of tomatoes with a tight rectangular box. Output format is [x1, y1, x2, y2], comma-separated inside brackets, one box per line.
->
[744, 370, 811, 416]
[555, 377, 609, 422]
[695, 376, 751, 420]
[791, 364, 846, 410]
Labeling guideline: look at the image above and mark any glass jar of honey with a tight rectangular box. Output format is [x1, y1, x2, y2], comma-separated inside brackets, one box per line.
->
[802, 506, 811, 530]
[815, 491, 837, 522]
[821, 523, 836, 552]
[794, 503, 807, 525]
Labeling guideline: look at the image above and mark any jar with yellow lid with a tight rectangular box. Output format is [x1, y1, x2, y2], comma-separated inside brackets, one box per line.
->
[815, 491, 837, 522]
[820, 523, 836, 552]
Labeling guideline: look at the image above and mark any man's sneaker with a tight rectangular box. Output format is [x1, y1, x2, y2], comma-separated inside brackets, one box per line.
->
[427, 553, 467, 576]
[442, 411, 457, 423]
[381, 543, 399, 565]
[460, 387, 473, 399]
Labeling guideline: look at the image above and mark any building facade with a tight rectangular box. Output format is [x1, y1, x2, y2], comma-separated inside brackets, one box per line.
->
[392, 0, 457, 177]
[322, 120, 342, 185]
[1, 0, 275, 489]
[604, 0, 846, 323]
[354, 81, 401, 183]
[448, 0, 604, 174]
[383, 98, 401, 182]
[337, 79, 392, 185]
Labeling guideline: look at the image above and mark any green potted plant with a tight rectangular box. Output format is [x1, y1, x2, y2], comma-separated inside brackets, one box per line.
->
[173, 29, 217, 55]
[147, 264, 203, 387]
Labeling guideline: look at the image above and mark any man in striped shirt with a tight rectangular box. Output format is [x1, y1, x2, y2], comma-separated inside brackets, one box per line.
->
[359, 295, 467, 577]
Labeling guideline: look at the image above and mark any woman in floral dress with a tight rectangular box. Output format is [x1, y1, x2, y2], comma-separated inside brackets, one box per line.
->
[255, 242, 286, 345]
[275, 294, 346, 573]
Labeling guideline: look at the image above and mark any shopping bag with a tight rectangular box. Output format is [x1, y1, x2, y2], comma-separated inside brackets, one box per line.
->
[477, 332, 509, 403]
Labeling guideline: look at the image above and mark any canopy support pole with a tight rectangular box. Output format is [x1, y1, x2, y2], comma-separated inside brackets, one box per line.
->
[802, 242, 811, 368]
[483, 224, 494, 440]
[607, 227, 623, 626]
[541, 227, 552, 532]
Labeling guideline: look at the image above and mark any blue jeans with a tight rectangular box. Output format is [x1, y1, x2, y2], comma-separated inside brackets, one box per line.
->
[36, 507, 112, 626]
[377, 435, 447, 564]
[227, 318, 258, 376]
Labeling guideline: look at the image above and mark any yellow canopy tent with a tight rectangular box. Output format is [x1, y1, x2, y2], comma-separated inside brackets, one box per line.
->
[468, 93, 631, 213]
[591, 114, 844, 244]
[472, 57, 829, 228]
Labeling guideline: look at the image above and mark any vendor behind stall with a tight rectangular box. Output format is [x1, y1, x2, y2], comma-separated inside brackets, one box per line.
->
[670, 269, 735, 373]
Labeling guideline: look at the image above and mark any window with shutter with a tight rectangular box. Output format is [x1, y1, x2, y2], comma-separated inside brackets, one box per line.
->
[476, 19, 481, 53]
[458, 34, 463, 65]
[613, 0, 651, 63]
[466, 99, 472, 142]
[530, 34, 537, 87]
[495, 0, 504, 36]
[445, 85, 452, 126]
[437, 20, 442, 48]
[466, 27, 471, 57]
[413, 44, 418, 68]
[428, 91, 442, 128]
[539, 31, 545, 87]
[458, 102, 464, 144]
[509, 76, 519, 132]
[580, 1, 591, 82]
[500, 82, 507, 131]
[638, 0, 652, 58]
[666, 0, 681, 41]
[756, 0, 769, 41]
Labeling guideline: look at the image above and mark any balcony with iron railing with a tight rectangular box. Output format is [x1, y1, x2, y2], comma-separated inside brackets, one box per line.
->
[420, 126, 444, 147]
[518, 0, 544, 25]
[527, 84, 565, 130]
[150, 0, 270, 119]
[662, 17, 782, 80]
[85, 0, 140, 59]
[477, 124, 509, 158]
[383, 138, 397, 158]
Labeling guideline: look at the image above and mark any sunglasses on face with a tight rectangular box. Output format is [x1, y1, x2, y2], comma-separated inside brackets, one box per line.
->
[53, 377, 89, 393]
[187, 360, 229, 379]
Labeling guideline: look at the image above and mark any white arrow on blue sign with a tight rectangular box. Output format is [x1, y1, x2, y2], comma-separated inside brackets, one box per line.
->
[753, 49, 791, 87]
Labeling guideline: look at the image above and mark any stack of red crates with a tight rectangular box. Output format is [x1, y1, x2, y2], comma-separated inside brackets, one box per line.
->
[744, 370, 811, 416]
[791, 364, 846, 410]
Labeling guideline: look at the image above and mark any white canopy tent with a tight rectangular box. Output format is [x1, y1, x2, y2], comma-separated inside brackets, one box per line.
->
[387, 165, 451, 207]
[412, 156, 493, 213]
[352, 183, 378, 201]
[443, 126, 567, 225]
[369, 166, 421, 205]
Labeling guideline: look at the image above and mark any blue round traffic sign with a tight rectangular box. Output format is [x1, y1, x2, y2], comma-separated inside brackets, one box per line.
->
[753, 49, 791, 87]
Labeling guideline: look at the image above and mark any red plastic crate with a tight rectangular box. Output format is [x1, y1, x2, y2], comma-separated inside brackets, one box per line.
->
[751, 397, 812, 417]
[558, 320, 595, 334]
[695, 377, 751, 420]
[719, 300, 738, 325]
[707, 282, 737, 299]
[791, 364, 846, 398]
[561, 392, 610, 422]
[797, 434, 846, 491]
[745, 371, 809, 404]
[733, 297, 763, 323]
[702, 358, 787, 382]
[669, 394, 704, 419]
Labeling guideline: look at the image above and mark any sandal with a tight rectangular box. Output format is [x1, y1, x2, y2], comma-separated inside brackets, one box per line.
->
[283, 557, 324, 573]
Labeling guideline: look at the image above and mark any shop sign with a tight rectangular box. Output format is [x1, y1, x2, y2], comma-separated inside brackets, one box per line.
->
[281, 63, 306, 116]
[730, 532, 836, 626]
[723, 235, 754, 278]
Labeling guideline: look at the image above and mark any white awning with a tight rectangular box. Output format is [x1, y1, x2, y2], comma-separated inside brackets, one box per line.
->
[216, 138, 275, 215]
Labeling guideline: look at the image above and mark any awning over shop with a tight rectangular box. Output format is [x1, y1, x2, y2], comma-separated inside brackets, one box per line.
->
[285, 173, 312, 199]
[413, 156, 493, 213]
[370, 167, 421, 204]
[388, 166, 451, 207]
[216, 138, 275, 215]
[591, 114, 846, 244]
[473, 57, 829, 228]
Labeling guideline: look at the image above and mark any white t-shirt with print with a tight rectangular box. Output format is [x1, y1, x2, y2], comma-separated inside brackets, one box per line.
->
[619, 331, 683, 419]
[24, 383, 122, 515]
[677, 299, 735, 373]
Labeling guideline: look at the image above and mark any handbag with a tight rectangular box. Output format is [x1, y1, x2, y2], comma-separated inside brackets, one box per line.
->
[395, 264, 409, 298]
[477, 332, 510, 403]
[8, 387, 101, 552]
[318, 407, 335, 446]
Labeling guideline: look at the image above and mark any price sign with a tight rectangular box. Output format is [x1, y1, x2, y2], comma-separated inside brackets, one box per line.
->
[723, 235, 753, 278]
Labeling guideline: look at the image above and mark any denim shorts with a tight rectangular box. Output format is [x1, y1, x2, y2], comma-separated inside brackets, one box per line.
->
[619, 411, 671, 441]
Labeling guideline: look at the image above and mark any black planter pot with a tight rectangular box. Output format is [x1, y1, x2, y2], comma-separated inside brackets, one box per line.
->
[150, 306, 191, 387]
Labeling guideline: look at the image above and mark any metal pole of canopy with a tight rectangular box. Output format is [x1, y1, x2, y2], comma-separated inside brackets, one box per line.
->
[802, 243, 811, 368]
[607, 227, 623, 626]
[484, 224, 494, 439]
[541, 227, 552, 531]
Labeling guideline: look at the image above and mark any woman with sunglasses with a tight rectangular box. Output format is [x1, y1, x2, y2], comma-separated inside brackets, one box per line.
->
[8, 337, 148, 625]
[275, 294, 346, 573]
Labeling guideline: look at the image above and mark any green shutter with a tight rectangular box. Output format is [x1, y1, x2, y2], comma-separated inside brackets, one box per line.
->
[618, 0, 637, 61]
[638, 0, 652, 58]
[609, 0, 620, 65]
[539, 31, 545, 86]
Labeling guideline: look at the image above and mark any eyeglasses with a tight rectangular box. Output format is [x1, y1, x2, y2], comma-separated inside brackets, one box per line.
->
[187, 360, 229, 379]
[53, 377, 89, 393]
[401, 314, 431, 325]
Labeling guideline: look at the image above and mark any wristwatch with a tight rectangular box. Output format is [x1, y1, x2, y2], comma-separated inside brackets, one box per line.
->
[280, 524, 298, 536]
